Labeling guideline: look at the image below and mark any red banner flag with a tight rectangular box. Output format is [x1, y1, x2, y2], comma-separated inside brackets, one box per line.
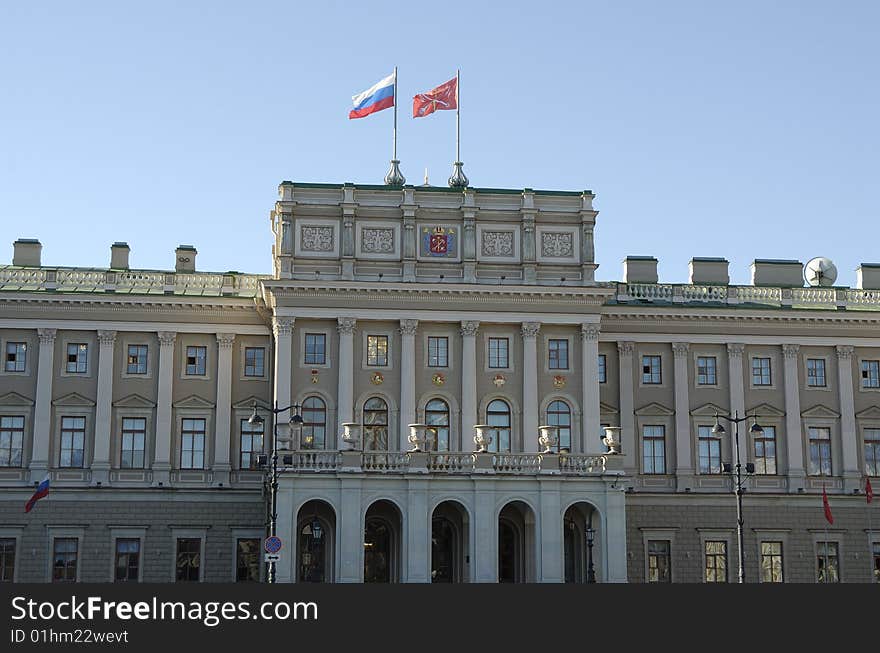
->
[412, 77, 457, 118]
[822, 485, 834, 524]
[867, 477, 874, 504]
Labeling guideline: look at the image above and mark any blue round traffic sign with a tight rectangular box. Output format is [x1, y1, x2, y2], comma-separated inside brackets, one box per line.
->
[264, 536, 282, 554]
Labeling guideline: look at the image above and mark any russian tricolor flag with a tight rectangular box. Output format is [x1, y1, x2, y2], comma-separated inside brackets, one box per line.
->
[349, 71, 395, 119]
[25, 474, 50, 513]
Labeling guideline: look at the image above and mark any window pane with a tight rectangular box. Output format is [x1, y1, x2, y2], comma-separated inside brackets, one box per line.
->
[304, 334, 326, 365]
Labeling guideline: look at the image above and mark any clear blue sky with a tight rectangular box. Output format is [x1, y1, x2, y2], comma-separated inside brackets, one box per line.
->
[2, 1, 877, 285]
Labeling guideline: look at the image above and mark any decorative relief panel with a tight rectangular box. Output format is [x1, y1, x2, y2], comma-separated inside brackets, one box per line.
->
[355, 221, 401, 260]
[535, 226, 579, 263]
[475, 224, 520, 262]
[360, 228, 395, 254]
[418, 225, 460, 260]
[481, 231, 514, 257]
[294, 218, 339, 258]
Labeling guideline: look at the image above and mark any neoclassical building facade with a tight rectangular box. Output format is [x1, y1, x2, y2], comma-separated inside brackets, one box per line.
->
[0, 181, 878, 583]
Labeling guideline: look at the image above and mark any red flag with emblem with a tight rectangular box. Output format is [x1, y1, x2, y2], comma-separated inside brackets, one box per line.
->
[867, 476, 874, 504]
[412, 77, 458, 118]
[822, 485, 834, 524]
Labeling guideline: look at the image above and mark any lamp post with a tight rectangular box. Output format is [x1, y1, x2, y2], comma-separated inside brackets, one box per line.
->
[586, 511, 596, 583]
[249, 400, 303, 584]
[712, 411, 763, 584]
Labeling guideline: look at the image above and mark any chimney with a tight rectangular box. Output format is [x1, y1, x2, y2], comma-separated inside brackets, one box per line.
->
[175, 245, 197, 273]
[857, 264, 880, 290]
[13, 239, 42, 266]
[110, 242, 130, 269]
[750, 259, 803, 287]
[689, 257, 729, 285]
[622, 256, 658, 284]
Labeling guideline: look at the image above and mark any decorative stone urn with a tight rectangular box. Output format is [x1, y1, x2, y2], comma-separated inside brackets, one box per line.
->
[473, 425, 494, 453]
[602, 426, 622, 454]
[538, 425, 559, 454]
[340, 422, 362, 451]
[407, 423, 429, 452]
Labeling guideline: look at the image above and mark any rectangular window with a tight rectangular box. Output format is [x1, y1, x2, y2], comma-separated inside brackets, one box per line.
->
[0, 416, 24, 467]
[816, 542, 840, 583]
[185, 346, 207, 375]
[862, 360, 880, 388]
[752, 357, 771, 386]
[126, 345, 148, 375]
[244, 347, 265, 377]
[60, 416, 85, 468]
[806, 358, 826, 387]
[52, 538, 78, 583]
[240, 419, 263, 470]
[427, 337, 449, 368]
[548, 339, 569, 370]
[642, 425, 666, 474]
[304, 334, 326, 365]
[704, 541, 728, 583]
[698, 425, 722, 474]
[642, 355, 661, 384]
[598, 354, 607, 383]
[697, 356, 717, 385]
[865, 429, 880, 477]
[647, 540, 671, 583]
[120, 417, 146, 469]
[175, 538, 201, 582]
[760, 541, 784, 583]
[0, 538, 14, 582]
[236, 538, 261, 582]
[366, 335, 388, 367]
[66, 343, 88, 374]
[753, 425, 778, 475]
[180, 419, 206, 469]
[114, 538, 140, 582]
[5, 342, 26, 372]
[808, 426, 832, 476]
[488, 337, 509, 369]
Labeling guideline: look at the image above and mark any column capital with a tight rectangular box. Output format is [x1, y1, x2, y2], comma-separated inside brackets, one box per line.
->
[399, 319, 419, 336]
[216, 333, 236, 349]
[96, 330, 117, 346]
[726, 342, 745, 358]
[460, 321, 480, 337]
[521, 322, 541, 339]
[157, 331, 177, 347]
[836, 345, 854, 360]
[782, 343, 800, 359]
[672, 342, 690, 359]
[617, 341, 634, 357]
[336, 317, 357, 335]
[37, 328, 57, 345]
[580, 323, 600, 341]
[273, 318, 294, 337]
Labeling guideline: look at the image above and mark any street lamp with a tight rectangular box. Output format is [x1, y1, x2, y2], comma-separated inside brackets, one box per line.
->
[712, 412, 763, 584]
[586, 511, 596, 583]
[249, 400, 303, 584]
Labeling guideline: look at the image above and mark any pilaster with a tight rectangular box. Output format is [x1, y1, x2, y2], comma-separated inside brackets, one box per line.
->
[92, 329, 117, 485]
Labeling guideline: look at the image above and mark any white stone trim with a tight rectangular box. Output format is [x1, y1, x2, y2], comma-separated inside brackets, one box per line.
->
[119, 336, 154, 380]
[299, 328, 333, 370]
[355, 220, 401, 261]
[536, 225, 580, 264]
[46, 526, 86, 583]
[483, 330, 516, 373]
[0, 334, 34, 377]
[170, 527, 209, 582]
[476, 224, 520, 263]
[108, 526, 148, 582]
[294, 218, 340, 259]
[361, 329, 394, 371]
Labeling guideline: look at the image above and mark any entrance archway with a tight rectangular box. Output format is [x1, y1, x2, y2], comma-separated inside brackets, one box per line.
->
[431, 501, 469, 583]
[498, 501, 536, 583]
[364, 500, 401, 583]
[563, 502, 601, 583]
[296, 500, 336, 583]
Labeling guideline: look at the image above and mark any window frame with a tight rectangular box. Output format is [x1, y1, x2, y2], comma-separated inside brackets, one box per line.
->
[64, 342, 90, 375]
[108, 527, 146, 583]
[640, 354, 662, 385]
[486, 398, 512, 453]
[231, 528, 265, 582]
[424, 398, 451, 452]
[646, 539, 672, 583]
[751, 356, 773, 387]
[47, 527, 85, 583]
[427, 336, 450, 369]
[697, 425, 722, 474]
[864, 427, 880, 477]
[598, 353, 607, 384]
[300, 396, 327, 450]
[59, 415, 86, 469]
[362, 332, 393, 370]
[299, 329, 332, 369]
[239, 417, 265, 468]
[641, 424, 667, 475]
[704, 540, 729, 583]
[303, 333, 328, 366]
[752, 424, 778, 475]
[860, 359, 880, 391]
[0, 528, 22, 583]
[760, 540, 785, 583]
[815, 540, 841, 583]
[0, 415, 25, 468]
[120, 416, 147, 469]
[184, 345, 208, 377]
[172, 530, 206, 583]
[243, 346, 266, 379]
[120, 335, 154, 380]
[695, 355, 718, 386]
[363, 396, 390, 451]
[3, 340, 28, 374]
[547, 337, 570, 371]
[807, 426, 833, 476]
[805, 357, 828, 389]
[546, 399, 572, 452]
[125, 344, 149, 376]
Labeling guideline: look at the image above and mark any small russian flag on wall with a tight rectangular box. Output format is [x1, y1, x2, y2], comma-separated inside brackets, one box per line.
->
[349, 71, 396, 119]
[25, 474, 50, 513]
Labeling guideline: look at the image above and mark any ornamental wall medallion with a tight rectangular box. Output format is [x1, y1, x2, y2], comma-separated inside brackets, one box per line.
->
[360, 228, 395, 254]
[300, 225, 334, 252]
[553, 375, 567, 389]
[420, 226, 458, 258]
[310, 369, 320, 384]
[481, 231, 514, 257]
[493, 373, 506, 387]
[541, 232, 574, 258]
[370, 372, 384, 385]
[432, 373, 446, 386]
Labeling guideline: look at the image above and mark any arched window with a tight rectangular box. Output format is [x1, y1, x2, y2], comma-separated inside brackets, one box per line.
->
[425, 399, 450, 451]
[547, 400, 572, 451]
[487, 399, 511, 452]
[301, 397, 326, 449]
[363, 397, 389, 450]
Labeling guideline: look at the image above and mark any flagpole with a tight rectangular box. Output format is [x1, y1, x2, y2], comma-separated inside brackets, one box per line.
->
[448, 68, 468, 188]
[384, 66, 405, 186]
[868, 478, 874, 582]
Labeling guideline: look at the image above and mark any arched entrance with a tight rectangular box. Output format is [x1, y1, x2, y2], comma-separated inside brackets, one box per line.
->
[431, 501, 469, 583]
[563, 502, 601, 583]
[498, 501, 536, 583]
[364, 500, 401, 583]
[296, 500, 336, 583]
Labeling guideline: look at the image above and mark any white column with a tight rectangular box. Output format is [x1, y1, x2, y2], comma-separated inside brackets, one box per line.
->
[672, 342, 694, 489]
[836, 345, 860, 491]
[152, 331, 176, 487]
[29, 328, 56, 483]
[604, 486, 629, 582]
[405, 479, 430, 582]
[727, 343, 746, 469]
[336, 318, 356, 439]
[92, 329, 117, 485]
[782, 344, 806, 488]
[617, 342, 636, 472]
[272, 318, 293, 447]
[399, 319, 418, 451]
[460, 321, 479, 449]
[213, 333, 235, 486]
[580, 323, 601, 453]
[338, 478, 363, 582]
[538, 480, 563, 581]
[521, 322, 541, 451]
[473, 482, 496, 581]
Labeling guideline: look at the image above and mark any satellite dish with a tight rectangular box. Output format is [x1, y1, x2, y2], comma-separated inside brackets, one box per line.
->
[804, 257, 838, 287]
